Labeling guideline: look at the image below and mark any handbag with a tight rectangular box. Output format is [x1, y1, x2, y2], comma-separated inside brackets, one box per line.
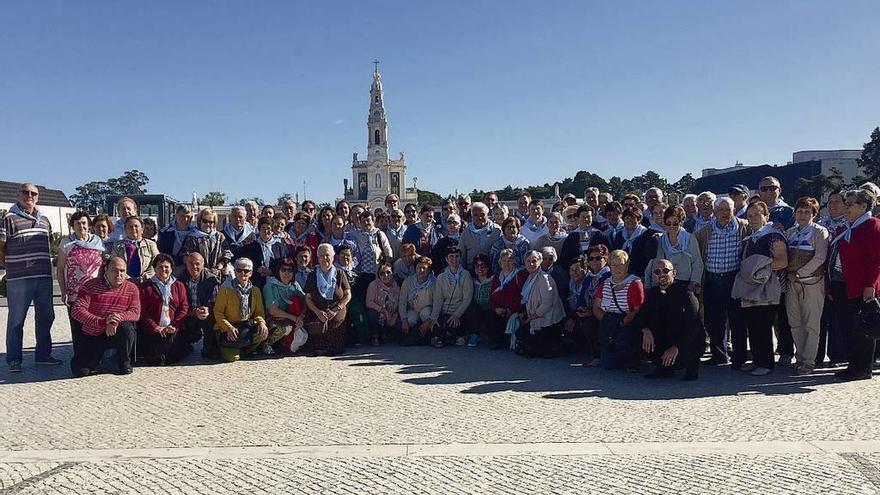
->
[856, 298, 880, 339]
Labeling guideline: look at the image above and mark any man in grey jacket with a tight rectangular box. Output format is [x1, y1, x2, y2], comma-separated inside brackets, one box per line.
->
[459, 202, 501, 270]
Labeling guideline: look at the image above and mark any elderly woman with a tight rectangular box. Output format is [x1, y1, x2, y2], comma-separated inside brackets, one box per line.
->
[181, 208, 228, 279]
[594, 249, 645, 370]
[488, 248, 528, 350]
[138, 254, 193, 365]
[829, 189, 880, 381]
[398, 256, 436, 346]
[288, 212, 319, 261]
[431, 213, 462, 275]
[303, 243, 352, 355]
[271, 213, 294, 248]
[352, 210, 393, 282]
[385, 208, 407, 260]
[521, 199, 549, 244]
[460, 202, 501, 269]
[579, 245, 613, 366]
[403, 205, 441, 257]
[532, 212, 567, 259]
[490, 216, 531, 273]
[213, 258, 269, 362]
[222, 205, 256, 259]
[783, 197, 829, 375]
[732, 201, 789, 376]
[393, 243, 418, 285]
[684, 192, 716, 233]
[158, 205, 194, 266]
[263, 257, 307, 355]
[559, 205, 608, 269]
[110, 216, 160, 282]
[365, 263, 401, 346]
[651, 206, 703, 291]
[514, 250, 566, 358]
[241, 216, 290, 288]
[91, 213, 114, 251]
[492, 203, 509, 225]
[57, 212, 106, 345]
[561, 257, 590, 359]
[611, 207, 647, 254]
[464, 254, 494, 347]
[539, 246, 568, 301]
[244, 201, 260, 227]
[817, 190, 848, 366]
[429, 244, 474, 348]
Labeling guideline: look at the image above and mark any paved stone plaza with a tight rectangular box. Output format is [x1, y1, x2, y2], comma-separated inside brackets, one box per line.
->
[2, 306, 880, 494]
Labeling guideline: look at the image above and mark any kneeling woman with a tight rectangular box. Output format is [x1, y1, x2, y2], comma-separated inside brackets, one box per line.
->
[303, 243, 352, 355]
[263, 257, 307, 355]
[398, 256, 437, 346]
[213, 258, 270, 362]
[515, 250, 566, 357]
[366, 263, 401, 345]
[593, 249, 645, 370]
[138, 254, 194, 365]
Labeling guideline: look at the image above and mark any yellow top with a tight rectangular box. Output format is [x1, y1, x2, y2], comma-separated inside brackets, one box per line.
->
[213, 286, 266, 333]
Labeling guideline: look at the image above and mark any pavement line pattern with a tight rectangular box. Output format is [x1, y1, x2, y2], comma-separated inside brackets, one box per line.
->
[0, 462, 76, 495]
[2, 440, 880, 463]
[841, 453, 880, 489]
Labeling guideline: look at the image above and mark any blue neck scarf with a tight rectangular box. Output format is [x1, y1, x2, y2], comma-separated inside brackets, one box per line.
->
[316, 265, 337, 300]
[832, 212, 872, 245]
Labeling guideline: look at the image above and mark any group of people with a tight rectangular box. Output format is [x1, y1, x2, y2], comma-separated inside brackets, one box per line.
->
[2, 177, 879, 382]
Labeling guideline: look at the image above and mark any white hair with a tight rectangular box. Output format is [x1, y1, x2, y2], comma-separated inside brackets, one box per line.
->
[317, 243, 335, 256]
[230, 205, 246, 215]
[471, 202, 489, 214]
[525, 250, 544, 262]
[548, 211, 563, 224]
[683, 194, 698, 203]
[446, 213, 461, 224]
[860, 181, 880, 197]
[714, 197, 734, 210]
[698, 191, 717, 202]
[585, 187, 600, 196]
[233, 257, 253, 270]
[540, 246, 557, 263]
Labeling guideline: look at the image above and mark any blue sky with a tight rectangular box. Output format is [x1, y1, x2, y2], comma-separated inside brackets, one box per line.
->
[1, 1, 878, 204]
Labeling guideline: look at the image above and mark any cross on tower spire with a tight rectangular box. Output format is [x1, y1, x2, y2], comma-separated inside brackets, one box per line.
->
[373, 59, 380, 73]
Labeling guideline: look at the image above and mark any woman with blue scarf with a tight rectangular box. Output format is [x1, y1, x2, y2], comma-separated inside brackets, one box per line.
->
[137, 254, 193, 365]
[181, 208, 228, 279]
[488, 249, 528, 350]
[514, 250, 566, 358]
[303, 244, 352, 356]
[263, 257, 307, 355]
[222, 206, 256, 259]
[241, 216, 290, 289]
[650, 206, 703, 292]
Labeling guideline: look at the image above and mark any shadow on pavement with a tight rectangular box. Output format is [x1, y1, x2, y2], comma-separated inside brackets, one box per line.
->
[333, 346, 851, 401]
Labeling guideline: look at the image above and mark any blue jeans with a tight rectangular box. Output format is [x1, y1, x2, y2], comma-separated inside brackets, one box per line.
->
[6, 277, 56, 364]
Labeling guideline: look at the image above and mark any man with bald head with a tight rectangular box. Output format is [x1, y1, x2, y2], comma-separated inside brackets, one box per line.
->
[70, 256, 141, 376]
[178, 252, 221, 359]
[0, 182, 58, 372]
[639, 259, 702, 380]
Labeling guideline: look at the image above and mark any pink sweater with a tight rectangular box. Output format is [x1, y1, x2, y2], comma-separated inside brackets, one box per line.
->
[365, 279, 400, 313]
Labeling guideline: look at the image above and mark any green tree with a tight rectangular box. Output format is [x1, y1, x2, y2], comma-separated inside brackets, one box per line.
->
[237, 197, 265, 207]
[417, 189, 444, 206]
[70, 170, 150, 213]
[670, 173, 697, 194]
[199, 191, 227, 207]
[858, 126, 880, 183]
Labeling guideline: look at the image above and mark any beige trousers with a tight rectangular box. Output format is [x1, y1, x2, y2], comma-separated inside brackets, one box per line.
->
[785, 280, 825, 366]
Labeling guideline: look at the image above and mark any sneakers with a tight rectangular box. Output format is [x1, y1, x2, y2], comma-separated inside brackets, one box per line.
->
[9, 361, 22, 373]
[751, 367, 772, 376]
[776, 354, 793, 367]
[466, 335, 478, 347]
[455, 337, 466, 346]
[35, 356, 63, 366]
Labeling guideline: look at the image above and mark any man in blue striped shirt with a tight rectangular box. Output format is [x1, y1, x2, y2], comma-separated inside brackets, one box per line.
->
[0, 183, 59, 372]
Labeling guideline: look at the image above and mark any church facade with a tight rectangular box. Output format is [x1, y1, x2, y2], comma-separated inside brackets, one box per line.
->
[343, 66, 418, 209]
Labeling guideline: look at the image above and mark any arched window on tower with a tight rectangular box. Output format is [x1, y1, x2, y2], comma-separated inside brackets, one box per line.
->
[375, 173, 382, 188]
[374, 129, 381, 145]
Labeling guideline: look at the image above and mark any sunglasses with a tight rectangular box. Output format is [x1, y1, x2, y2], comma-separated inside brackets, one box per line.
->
[653, 268, 673, 275]
[379, 271, 393, 277]
[235, 268, 251, 273]
[759, 186, 779, 192]
[20, 190, 38, 197]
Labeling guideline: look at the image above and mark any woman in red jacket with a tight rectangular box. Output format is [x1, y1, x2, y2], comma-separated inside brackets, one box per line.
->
[832, 189, 880, 381]
[488, 248, 529, 350]
[138, 254, 192, 365]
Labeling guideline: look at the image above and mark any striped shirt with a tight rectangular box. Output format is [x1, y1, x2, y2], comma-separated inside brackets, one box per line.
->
[71, 277, 142, 337]
[596, 275, 644, 314]
[705, 222, 742, 274]
[0, 205, 53, 281]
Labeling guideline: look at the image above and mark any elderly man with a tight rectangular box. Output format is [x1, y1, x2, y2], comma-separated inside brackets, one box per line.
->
[70, 256, 140, 376]
[684, 191, 716, 233]
[460, 202, 502, 269]
[403, 205, 441, 257]
[639, 259, 701, 380]
[384, 193, 400, 213]
[178, 252, 221, 359]
[223, 205, 256, 259]
[757, 176, 795, 365]
[682, 194, 698, 222]
[158, 204, 195, 266]
[728, 184, 750, 219]
[384, 208, 407, 260]
[695, 197, 749, 366]
[641, 188, 664, 227]
[0, 183, 59, 372]
[281, 199, 298, 231]
[109, 196, 139, 241]
[484, 191, 499, 212]
[457, 194, 472, 225]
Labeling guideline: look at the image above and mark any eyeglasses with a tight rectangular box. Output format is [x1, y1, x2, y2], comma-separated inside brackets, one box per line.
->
[665, 222, 680, 228]
[235, 268, 252, 273]
[759, 185, 779, 192]
[587, 256, 605, 261]
[201, 220, 216, 225]
[390, 215, 402, 219]
[379, 272, 393, 277]
[653, 268, 673, 275]
[20, 190, 38, 197]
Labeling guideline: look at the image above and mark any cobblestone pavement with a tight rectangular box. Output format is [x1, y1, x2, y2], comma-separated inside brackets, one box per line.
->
[1, 306, 879, 493]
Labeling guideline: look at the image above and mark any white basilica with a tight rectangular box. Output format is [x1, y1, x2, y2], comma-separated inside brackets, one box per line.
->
[343, 64, 418, 208]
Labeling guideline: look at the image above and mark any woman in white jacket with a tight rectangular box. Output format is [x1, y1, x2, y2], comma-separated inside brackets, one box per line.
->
[515, 250, 566, 357]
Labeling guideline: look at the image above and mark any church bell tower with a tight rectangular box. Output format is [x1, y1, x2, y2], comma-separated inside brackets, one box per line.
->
[367, 60, 389, 165]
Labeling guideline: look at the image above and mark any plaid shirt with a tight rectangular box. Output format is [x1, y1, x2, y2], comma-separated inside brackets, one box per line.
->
[705, 222, 742, 274]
